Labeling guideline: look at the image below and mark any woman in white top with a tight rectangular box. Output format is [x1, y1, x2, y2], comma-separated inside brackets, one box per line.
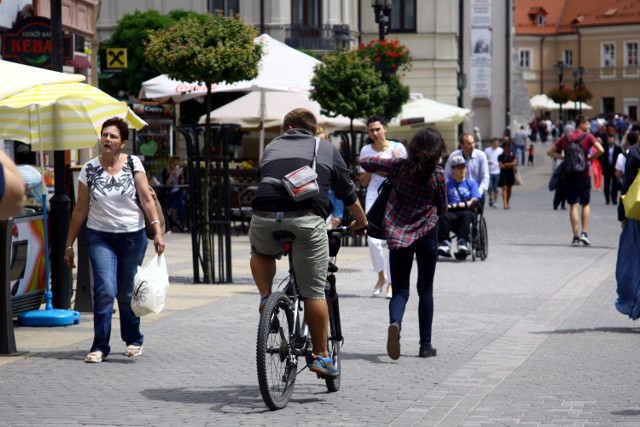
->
[358, 115, 407, 298]
[63, 117, 165, 363]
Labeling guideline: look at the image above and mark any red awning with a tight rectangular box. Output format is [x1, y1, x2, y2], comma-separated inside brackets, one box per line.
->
[64, 55, 91, 69]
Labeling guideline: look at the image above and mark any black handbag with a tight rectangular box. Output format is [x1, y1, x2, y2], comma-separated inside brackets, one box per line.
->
[366, 173, 395, 240]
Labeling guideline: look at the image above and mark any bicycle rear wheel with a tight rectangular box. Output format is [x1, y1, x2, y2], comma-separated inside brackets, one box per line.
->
[256, 292, 297, 410]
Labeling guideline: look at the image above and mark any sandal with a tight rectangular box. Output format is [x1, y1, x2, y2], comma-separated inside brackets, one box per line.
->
[124, 345, 143, 357]
[85, 351, 106, 363]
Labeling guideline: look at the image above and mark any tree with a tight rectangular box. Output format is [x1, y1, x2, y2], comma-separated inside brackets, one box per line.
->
[311, 51, 387, 171]
[145, 13, 262, 282]
[99, 10, 201, 98]
[356, 38, 411, 122]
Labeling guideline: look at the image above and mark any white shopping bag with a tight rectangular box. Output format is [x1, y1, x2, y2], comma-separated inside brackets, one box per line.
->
[131, 254, 170, 317]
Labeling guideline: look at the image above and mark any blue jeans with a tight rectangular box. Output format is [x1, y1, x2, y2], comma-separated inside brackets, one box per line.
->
[86, 228, 148, 356]
[515, 145, 525, 165]
[388, 233, 438, 347]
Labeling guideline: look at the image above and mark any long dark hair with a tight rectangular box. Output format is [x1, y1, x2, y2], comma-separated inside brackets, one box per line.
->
[405, 127, 445, 183]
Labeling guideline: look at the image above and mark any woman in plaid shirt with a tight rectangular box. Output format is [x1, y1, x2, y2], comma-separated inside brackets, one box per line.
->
[360, 127, 448, 360]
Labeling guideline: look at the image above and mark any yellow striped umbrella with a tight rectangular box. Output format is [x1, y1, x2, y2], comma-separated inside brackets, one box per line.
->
[0, 82, 147, 150]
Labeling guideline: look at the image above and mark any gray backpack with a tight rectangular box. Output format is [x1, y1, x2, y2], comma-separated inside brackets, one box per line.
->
[564, 133, 588, 173]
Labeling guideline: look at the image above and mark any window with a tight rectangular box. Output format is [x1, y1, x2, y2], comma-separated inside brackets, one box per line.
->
[602, 42, 615, 67]
[291, 0, 321, 25]
[519, 49, 532, 68]
[625, 41, 639, 66]
[209, 0, 239, 15]
[563, 50, 573, 67]
[390, 0, 416, 32]
[537, 15, 545, 26]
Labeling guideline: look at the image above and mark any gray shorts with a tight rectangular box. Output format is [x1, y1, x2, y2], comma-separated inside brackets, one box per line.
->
[249, 214, 328, 300]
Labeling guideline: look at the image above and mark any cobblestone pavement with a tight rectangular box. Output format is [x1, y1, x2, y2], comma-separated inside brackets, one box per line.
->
[2, 147, 638, 426]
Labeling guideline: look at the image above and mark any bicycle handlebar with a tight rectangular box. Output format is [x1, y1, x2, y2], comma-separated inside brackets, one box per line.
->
[326, 226, 351, 238]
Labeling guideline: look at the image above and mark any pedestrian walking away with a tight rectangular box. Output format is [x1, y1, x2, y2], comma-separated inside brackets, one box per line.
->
[358, 115, 407, 298]
[63, 117, 166, 363]
[361, 127, 447, 360]
[547, 115, 604, 246]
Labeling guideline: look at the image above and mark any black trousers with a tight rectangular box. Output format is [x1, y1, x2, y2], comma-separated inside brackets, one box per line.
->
[438, 210, 474, 243]
[603, 174, 620, 204]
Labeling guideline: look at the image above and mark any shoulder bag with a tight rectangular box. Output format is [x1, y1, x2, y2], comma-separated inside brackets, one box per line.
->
[128, 155, 166, 239]
[366, 166, 397, 240]
[622, 168, 640, 221]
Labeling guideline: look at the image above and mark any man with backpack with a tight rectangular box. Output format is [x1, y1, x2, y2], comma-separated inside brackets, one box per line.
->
[547, 115, 604, 246]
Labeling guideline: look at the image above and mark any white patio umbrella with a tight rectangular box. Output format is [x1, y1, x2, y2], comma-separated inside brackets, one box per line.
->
[198, 91, 365, 133]
[0, 59, 85, 99]
[140, 34, 321, 156]
[387, 97, 474, 128]
[562, 100, 593, 110]
[530, 94, 560, 111]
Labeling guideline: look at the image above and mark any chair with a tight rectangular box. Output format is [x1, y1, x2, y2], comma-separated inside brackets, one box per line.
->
[229, 187, 253, 235]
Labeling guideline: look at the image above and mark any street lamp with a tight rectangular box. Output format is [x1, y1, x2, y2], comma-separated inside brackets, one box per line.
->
[554, 60, 566, 127]
[573, 66, 586, 114]
[372, 0, 392, 40]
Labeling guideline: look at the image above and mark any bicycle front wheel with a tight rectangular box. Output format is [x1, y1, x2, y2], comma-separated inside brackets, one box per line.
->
[256, 291, 297, 410]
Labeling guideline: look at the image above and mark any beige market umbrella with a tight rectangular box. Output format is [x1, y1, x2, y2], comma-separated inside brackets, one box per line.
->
[387, 97, 474, 128]
[198, 91, 365, 133]
[530, 94, 560, 111]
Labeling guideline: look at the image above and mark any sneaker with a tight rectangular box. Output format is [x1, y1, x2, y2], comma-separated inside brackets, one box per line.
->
[438, 241, 451, 258]
[579, 232, 591, 246]
[571, 237, 580, 246]
[309, 354, 339, 377]
[419, 344, 437, 358]
[457, 240, 469, 255]
[387, 322, 401, 360]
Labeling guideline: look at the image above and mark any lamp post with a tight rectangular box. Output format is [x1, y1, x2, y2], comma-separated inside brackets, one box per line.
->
[573, 66, 586, 114]
[372, 0, 392, 41]
[554, 60, 566, 128]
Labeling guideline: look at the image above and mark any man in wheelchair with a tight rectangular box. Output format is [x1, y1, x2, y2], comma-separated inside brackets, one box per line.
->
[438, 155, 481, 259]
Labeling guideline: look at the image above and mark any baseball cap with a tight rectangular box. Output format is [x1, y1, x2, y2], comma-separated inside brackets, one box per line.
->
[449, 155, 466, 167]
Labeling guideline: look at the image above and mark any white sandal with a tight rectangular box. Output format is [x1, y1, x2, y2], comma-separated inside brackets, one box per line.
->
[85, 351, 106, 363]
[124, 345, 143, 357]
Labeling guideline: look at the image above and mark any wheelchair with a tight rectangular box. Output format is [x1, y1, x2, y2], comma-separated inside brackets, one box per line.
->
[442, 200, 488, 262]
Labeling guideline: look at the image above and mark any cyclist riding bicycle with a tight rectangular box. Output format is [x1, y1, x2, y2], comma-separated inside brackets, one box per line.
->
[249, 108, 368, 378]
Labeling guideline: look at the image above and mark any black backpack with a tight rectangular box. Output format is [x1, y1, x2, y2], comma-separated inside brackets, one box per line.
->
[564, 133, 588, 173]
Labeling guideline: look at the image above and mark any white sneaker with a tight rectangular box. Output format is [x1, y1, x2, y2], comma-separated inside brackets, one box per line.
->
[438, 242, 451, 257]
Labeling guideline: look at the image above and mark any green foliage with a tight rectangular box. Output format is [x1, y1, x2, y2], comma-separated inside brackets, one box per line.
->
[144, 13, 261, 86]
[383, 73, 410, 121]
[311, 51, 387, 121]
[99, 10, 201, 98]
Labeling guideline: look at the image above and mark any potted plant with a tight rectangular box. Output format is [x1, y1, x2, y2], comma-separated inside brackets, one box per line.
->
[547, 86, 571, 104]
[357, 38, 412, 76]
[571, 88, 593, 103]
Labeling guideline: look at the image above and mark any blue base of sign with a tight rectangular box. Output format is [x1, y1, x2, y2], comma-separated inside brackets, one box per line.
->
[17, 309, 81, 327]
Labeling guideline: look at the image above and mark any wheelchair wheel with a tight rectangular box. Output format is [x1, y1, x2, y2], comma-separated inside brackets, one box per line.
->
[479, 217, 488, 260]
[469, 218, 476, 262]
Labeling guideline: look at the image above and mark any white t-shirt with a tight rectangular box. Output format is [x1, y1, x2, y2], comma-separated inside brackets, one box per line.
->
[615, 151, 627, 175]
[359, 141, 407, 210]
[484, 146, 504, 175]
[79, 155, 146, 233]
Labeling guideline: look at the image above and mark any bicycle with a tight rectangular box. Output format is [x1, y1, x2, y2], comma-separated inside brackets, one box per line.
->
[256, 226, 349, 411]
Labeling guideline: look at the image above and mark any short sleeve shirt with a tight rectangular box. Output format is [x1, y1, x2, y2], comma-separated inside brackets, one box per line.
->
[554, 130, 597, 178]
[359, 141, 407, 207]
[79, 155, 145, 233]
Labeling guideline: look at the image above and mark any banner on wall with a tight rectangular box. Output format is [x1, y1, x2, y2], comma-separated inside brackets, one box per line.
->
[470, 0, 492, 100]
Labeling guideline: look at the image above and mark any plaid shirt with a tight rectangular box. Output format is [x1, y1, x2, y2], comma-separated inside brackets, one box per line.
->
[361, 156, 447, 250]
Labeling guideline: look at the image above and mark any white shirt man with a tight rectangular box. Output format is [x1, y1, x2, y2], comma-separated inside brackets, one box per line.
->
[484, 138, 503, 207]
[445, 132, 490, 198]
